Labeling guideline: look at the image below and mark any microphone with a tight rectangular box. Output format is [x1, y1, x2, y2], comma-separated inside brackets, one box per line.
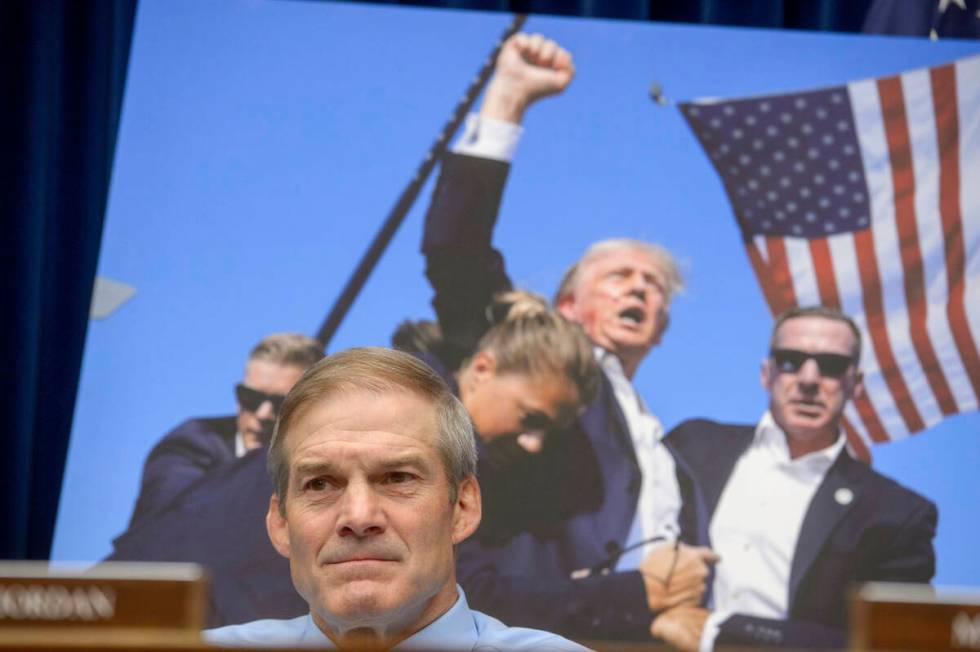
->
[570, 535, 671, 580]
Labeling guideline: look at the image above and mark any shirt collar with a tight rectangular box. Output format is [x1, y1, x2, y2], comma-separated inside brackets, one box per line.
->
[398, 587, 477, 650]
[754, 411, 845, 475]
[302, 586, 477, 650]
[597, 348, 642, 402]
[233, 431, 246, 458]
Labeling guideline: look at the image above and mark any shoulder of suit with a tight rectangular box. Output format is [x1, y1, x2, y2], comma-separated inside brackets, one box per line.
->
[840, 453, 936, 513]
[666, 418, 754, 443]
[150, 415, 238, 452]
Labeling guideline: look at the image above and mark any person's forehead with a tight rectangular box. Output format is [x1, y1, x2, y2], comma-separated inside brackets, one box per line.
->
[243, 358, 305, 391]
[774, 316, 856, 352]
[582, 246, 662, 276]
[285, 387, 441, 460]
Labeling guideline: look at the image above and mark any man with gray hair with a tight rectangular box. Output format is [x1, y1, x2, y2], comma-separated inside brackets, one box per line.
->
[423, 33, 716, 641]
[205, 347, 589, 650]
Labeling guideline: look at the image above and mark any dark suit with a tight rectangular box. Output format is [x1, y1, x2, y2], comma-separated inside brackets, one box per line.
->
[109, 448, 306, 627]
[125, 416, 237, 529]
[424, 152, 708, 640]
[667, 418, 937, 649]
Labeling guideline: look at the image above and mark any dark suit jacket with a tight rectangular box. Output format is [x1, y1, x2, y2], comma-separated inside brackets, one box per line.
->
[424, 152, 708, 640]
[667, 419, 938, 649]
[108, 448, 306, 627]
[125, 415, 237, 529]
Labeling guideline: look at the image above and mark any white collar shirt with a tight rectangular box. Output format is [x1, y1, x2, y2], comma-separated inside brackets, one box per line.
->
[700, 411, 845, 651]
[598, 349, 682, 570]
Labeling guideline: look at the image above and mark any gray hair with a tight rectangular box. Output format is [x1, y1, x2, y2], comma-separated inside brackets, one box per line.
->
[554, 238, 684, 306]
[770, 305, 863, 360]
[249, 332, 324, 369]
[268, 347, 477, 513]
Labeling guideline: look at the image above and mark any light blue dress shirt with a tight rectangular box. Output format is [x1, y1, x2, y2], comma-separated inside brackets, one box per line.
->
[204, 587, 590, 650]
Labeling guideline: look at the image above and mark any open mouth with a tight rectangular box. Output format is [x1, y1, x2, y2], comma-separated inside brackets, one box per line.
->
[618, 307, 645, 326]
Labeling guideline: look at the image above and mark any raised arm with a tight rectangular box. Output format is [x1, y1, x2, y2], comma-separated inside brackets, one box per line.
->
[422, 33, 574, 370]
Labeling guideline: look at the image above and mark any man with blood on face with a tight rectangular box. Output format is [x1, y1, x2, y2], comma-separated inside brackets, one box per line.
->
[662, 306, 937, 651]
[423, 32, 717, 642]
[205, 347, 589, 650]
[556, 240, 676, 379]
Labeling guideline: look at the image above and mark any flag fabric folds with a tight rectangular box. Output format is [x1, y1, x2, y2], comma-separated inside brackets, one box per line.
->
[680, 54, 980, 459]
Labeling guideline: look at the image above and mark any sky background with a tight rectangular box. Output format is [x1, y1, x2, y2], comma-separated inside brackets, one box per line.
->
[53, 0, 980, 587]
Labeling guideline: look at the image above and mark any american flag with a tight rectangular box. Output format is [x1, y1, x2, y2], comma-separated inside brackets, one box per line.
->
[680, 54, 980, 459]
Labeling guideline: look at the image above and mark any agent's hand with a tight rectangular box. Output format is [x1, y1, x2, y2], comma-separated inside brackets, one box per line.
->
[640, 543, 719, 611]
[650, 606, 710, 652]
[480, 32, 575, 123]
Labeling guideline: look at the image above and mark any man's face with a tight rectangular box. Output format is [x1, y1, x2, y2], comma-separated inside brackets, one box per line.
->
[762, 316, 864, 456]
[236, 359, 306, 450]
[559, 247, 668, 366]
[266, 388, 480, 642]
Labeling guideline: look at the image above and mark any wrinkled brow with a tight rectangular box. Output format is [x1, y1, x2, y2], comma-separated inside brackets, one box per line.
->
[291, 454, 434, 479]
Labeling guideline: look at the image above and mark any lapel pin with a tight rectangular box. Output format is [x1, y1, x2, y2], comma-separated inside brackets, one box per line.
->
[835, 488, 854, 505]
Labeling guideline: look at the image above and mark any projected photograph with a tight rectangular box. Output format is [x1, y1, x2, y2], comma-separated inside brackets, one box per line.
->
[53, 0, 980, 646]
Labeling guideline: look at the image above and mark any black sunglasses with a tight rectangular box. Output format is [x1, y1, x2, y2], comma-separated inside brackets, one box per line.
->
[235, 383, 287, 414]
[770, 348, 856, 379]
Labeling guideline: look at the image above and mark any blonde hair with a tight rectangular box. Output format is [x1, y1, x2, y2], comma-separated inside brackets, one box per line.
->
[472, 290, 599, 407]
[268, 347, 475, 513]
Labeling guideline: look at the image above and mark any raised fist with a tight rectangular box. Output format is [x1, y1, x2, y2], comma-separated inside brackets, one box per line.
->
[480, 32, 575, 123]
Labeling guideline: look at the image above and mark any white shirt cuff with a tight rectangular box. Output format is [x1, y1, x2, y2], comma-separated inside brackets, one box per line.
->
[451, 114, 523, 162]
[699, 611, 730, 652]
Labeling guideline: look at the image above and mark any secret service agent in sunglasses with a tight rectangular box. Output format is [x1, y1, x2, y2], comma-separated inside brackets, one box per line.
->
[770, 348, 857, 379]
[235, 383, 287, 414]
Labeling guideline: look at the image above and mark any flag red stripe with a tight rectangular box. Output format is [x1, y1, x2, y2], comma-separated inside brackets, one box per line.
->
[852, 228, 926, 432]
[851, 388, 892, 443]
[842, 417, 871, 463]
[764, 237, 797, 312]
[931, 64, 980, 403]
[809, 239, 841, 307]
[809, 238, 891, 442]
[877, 76, 958, 415]
[745, 240, 783, 314]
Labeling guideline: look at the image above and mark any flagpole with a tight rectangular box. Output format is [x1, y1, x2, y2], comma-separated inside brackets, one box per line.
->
[314, 13, 528, 348]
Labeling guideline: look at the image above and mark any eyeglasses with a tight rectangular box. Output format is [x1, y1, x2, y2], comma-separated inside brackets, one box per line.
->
[235, 383, 286, 414]
[770, 348, 856, 379]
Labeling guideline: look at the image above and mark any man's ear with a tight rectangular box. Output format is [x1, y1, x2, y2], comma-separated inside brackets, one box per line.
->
[557, 293, 576, 321]
[849, 370, 865, 402]
[266, 494, 291, 559]
[451, 476, 482, 546]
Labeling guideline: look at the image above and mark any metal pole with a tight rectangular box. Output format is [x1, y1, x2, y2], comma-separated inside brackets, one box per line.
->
[315, 14, 528, 348]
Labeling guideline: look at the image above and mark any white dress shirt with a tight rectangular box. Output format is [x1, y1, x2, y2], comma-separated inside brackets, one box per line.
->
[452, 118, 683, 569]
[205, 587, 589, 650]
[700, 411, 845, 651]
[598, 349, 681, 569]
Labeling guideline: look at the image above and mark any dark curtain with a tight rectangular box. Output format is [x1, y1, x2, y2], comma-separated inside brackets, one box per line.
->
[365, 0, 874, 31]
[0, 0, 136, 559]
[3, 0, 926, 561]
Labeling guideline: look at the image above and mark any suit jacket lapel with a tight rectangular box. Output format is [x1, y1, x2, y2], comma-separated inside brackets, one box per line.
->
[598, 371, 638, 464]
[788, 450, 866, 605]
[575, 372, 638, 557]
